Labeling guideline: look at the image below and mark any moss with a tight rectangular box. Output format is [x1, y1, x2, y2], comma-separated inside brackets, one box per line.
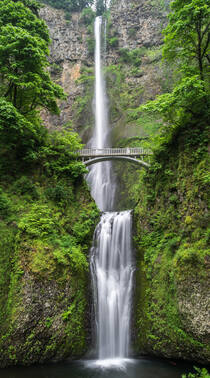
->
[133, 124, 210, 363]
[0, 170, 99, 367]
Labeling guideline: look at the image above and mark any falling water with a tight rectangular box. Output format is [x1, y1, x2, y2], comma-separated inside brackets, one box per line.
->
[87, 16, 134, 364]
[91, 211, 134, 360]
[86, 16, 115, 211]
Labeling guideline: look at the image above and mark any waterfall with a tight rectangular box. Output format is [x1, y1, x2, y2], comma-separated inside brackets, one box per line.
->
[91, 211, 134, 360]
[86, 16, 115, 211]
[87, 16, 134, 364]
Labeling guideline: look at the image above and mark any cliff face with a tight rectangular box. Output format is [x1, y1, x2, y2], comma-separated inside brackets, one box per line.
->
[39, 6, 93, 141]
[109, 0, 167, 51]
[9, 0, 207, 367]
[0, 175, 99, 367]
[40, 0, 169, 143]
[134, 124, 210, 364]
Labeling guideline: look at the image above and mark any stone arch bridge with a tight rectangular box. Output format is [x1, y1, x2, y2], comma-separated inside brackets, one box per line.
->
[77, 148, 152, 169]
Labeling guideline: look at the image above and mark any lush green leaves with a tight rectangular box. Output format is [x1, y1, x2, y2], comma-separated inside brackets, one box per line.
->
[38, 131, 87, 178]
[0, 98, 46, 160]
[141, 75, 209, 127]
[0, 0, 49, 45]
[140, 0, 209, 142]
[0, 24, 64, 115]
[163, 0, 210, 79]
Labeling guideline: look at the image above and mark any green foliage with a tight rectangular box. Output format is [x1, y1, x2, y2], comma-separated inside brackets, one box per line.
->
[163, 0, 210, 80]
[0, 164, 99, 363]
[108, 36, 119, 47]
[119, 48, 142, 67]
[80, 7, 95, 25]
[87, 36, 95, 56]
[141, 75, 209, 129]
[96, 0, 107, 16]
[139, 0, 209, 155]
[0, 0, 67, 174]
[12, 176, 39, 199]
[18, 204, 57, 237]
[0, 98, 46, 164]
[0, 189, 12, 218]
[50, 63, 63, 76]
[182, 367, 210, 378]
[133, 0, 209, 361]
[38, 130, 87, 179]
[45, 184, 74, 204]
[53, 241, 88, 272]
[0, 1, 65, 116]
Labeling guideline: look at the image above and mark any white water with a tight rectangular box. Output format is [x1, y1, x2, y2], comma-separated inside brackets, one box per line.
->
[87, 17, 134, 366]
[91, 211, 134, 360]
[86, 16, 115, 211]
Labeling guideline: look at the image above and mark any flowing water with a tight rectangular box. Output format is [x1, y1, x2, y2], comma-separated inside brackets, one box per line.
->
[90, 211, 134, 360]
[86, 16, 115, 211]
[1, 359, 195, 378]
[0, 15, 201, 378]
[86, 16, 134, 366]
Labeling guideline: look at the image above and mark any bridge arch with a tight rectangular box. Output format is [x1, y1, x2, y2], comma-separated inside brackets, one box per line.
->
[83, 156, 150, 169]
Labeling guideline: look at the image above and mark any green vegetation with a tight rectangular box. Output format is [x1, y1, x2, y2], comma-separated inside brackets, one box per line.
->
[182, 367, 210, 378]
[133, 0, 210, 362]
[0, 0, 99, 366]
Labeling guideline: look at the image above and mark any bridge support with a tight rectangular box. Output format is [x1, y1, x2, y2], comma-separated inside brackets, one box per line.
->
[83, 156, 150, 169]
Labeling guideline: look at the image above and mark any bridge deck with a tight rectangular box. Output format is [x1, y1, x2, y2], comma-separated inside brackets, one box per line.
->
[77, 147, 152, 157]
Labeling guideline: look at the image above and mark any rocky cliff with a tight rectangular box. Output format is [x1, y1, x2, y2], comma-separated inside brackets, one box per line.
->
[0, 172, 99, 366]
[40, 0, 170, 143]
[133, 123, 210, 364]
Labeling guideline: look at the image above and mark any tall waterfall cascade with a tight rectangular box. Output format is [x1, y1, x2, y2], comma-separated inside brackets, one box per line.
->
[86, 16, 115, 212]
[87, 16, 134, 364]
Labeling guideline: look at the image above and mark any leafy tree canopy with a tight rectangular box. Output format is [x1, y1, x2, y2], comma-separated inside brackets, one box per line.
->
[141, 0, 210, 137]
[0, 0, 65, 116]
[0, 97, 46, 165]
[0, 0, 85, 181]
[0, 0, 49, 45]
[163, 0, 210, 80]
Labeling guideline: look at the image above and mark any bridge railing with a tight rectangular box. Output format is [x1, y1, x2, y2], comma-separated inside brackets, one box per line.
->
[77, 147, 152, 156]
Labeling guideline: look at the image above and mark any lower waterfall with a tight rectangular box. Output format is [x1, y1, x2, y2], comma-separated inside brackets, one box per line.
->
[90, 211, 134, 361]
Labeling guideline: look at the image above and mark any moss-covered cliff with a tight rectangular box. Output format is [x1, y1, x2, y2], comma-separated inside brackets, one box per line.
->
[0, 152, 99, 367]
[133, 122, 209, 363]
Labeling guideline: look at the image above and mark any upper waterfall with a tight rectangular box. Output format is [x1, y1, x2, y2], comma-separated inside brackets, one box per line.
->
[86, 16, 115, 211]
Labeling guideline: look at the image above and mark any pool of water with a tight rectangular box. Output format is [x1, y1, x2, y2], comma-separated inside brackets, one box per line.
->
[0, 357, 195, 378]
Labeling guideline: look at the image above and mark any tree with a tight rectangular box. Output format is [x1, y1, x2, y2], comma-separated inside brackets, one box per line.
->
[0, 98, 46, 163]
[141, 0, 210, 130]
[0, 0, 49, 47]
[0, 0, 66, 168]
[163, 0, 210, 80]
[0, 0, 64, 116]
[96, 0, 107, 15]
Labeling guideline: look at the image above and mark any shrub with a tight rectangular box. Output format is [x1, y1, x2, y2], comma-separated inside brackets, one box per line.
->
[108, 36, 119, 48]
[119, 48, 142, 67]
[18, 204, 56, 237]
[12, 176, 39, 199]
[0, 188, 11, 218]
[80, 7, 95, 25]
